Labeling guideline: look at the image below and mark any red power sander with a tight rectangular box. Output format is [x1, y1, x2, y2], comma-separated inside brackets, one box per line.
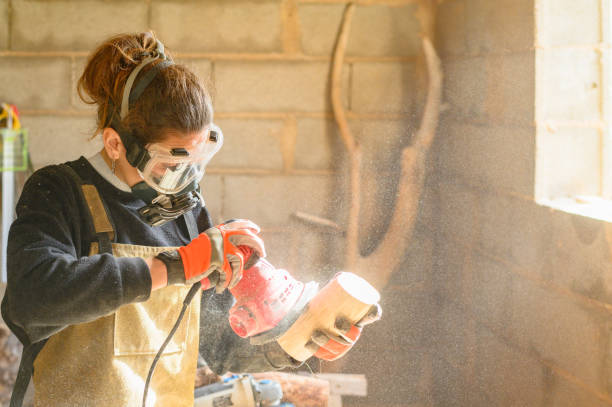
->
[229, 254, 307, 338]
[200, 246, 379, 362]
[201, 246, 318, 340]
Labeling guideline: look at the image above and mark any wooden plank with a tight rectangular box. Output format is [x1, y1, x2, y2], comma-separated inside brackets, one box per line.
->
[252, 372, 330, 407]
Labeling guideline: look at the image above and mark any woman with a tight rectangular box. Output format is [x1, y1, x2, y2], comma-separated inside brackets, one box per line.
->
[2, 32, 375, 407]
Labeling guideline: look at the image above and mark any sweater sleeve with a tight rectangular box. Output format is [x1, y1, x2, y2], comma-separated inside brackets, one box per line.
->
[1, 166, 152, 346]
[198, 289, 302, 374]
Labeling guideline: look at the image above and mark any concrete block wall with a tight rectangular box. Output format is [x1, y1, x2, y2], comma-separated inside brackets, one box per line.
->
[433, 0, 612, 406]
[0, 1, 429, 406]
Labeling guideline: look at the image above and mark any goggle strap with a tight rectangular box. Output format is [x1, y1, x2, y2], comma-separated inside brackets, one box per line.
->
[110, 114, 150, 170]
[113, 39, 173, 169]
[120, 56, 158, 119]
[125, 138, 150, 171]
[120, 39, 173, 120]
[129, 59, 174, 108]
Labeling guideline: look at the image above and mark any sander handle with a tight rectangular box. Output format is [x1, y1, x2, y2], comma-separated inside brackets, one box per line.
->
[200, 246, 259, 290]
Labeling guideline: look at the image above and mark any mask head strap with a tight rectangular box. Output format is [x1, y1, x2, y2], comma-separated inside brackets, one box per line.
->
[113, 39, 174, 170]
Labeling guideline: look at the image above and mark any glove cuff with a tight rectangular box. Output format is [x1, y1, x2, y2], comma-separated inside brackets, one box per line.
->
[263, 342, 302, 369]
[178, 232, 215, 284]
[156, 250, 186, 285]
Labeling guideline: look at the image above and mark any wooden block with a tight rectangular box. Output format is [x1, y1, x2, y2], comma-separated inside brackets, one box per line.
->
[277, 272, 380, 361]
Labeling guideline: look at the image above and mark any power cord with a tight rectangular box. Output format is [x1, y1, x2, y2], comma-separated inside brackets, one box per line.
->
[142, 249, 258, 406]
[142, 281, 201, 407]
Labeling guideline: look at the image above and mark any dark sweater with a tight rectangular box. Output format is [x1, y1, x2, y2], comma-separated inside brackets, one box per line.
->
[1, 157, 295, 375]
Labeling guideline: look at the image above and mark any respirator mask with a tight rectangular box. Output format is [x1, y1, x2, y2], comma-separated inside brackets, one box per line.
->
[110, 39, 222, 226]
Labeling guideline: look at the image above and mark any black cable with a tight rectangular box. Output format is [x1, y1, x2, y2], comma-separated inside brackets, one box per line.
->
[142, 281, 201, 407]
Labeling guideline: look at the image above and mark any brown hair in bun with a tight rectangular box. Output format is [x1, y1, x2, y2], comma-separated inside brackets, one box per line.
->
[77, 31, 212, 144]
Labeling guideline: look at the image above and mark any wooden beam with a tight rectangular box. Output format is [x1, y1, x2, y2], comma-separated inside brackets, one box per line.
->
[252, 372, 330, 407]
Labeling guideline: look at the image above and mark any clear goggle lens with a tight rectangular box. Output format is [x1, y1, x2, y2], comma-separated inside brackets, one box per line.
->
[138, 124, 223, 195]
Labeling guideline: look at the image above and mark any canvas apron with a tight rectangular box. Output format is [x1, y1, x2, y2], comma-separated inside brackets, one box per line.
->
[31, 169, 201, 407]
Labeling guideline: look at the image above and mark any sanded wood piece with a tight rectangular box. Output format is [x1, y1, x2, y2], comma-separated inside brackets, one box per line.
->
[277, 272, 380, 361]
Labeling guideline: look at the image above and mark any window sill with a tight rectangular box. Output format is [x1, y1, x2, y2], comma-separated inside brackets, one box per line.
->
[538, 196, 612, 224]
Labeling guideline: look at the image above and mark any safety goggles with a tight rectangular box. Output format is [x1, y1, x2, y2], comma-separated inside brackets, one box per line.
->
[138, 124, 223, 195]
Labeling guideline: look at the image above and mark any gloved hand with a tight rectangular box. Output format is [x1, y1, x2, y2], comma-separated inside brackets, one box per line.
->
[306, 303, 382, 361]
[207, 219, 264, 285]
[156, 219, 265, 292]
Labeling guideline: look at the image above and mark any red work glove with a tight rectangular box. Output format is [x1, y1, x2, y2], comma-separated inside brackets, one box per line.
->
[307, 303, 382, 361]
[156, 219, 265, 292]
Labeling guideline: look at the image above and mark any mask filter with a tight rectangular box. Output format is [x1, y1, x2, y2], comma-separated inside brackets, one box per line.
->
[131, 180, 201, 226]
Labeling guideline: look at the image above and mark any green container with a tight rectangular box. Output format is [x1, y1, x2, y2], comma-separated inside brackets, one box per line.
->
[0, 128, 28, 172]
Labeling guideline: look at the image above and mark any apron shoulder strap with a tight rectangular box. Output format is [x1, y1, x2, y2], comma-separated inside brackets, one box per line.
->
[10, 340, 46, 407]
[183, 210, 199, 240]
[9, 164, 117, 406]
[60, 164, 115, 254]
